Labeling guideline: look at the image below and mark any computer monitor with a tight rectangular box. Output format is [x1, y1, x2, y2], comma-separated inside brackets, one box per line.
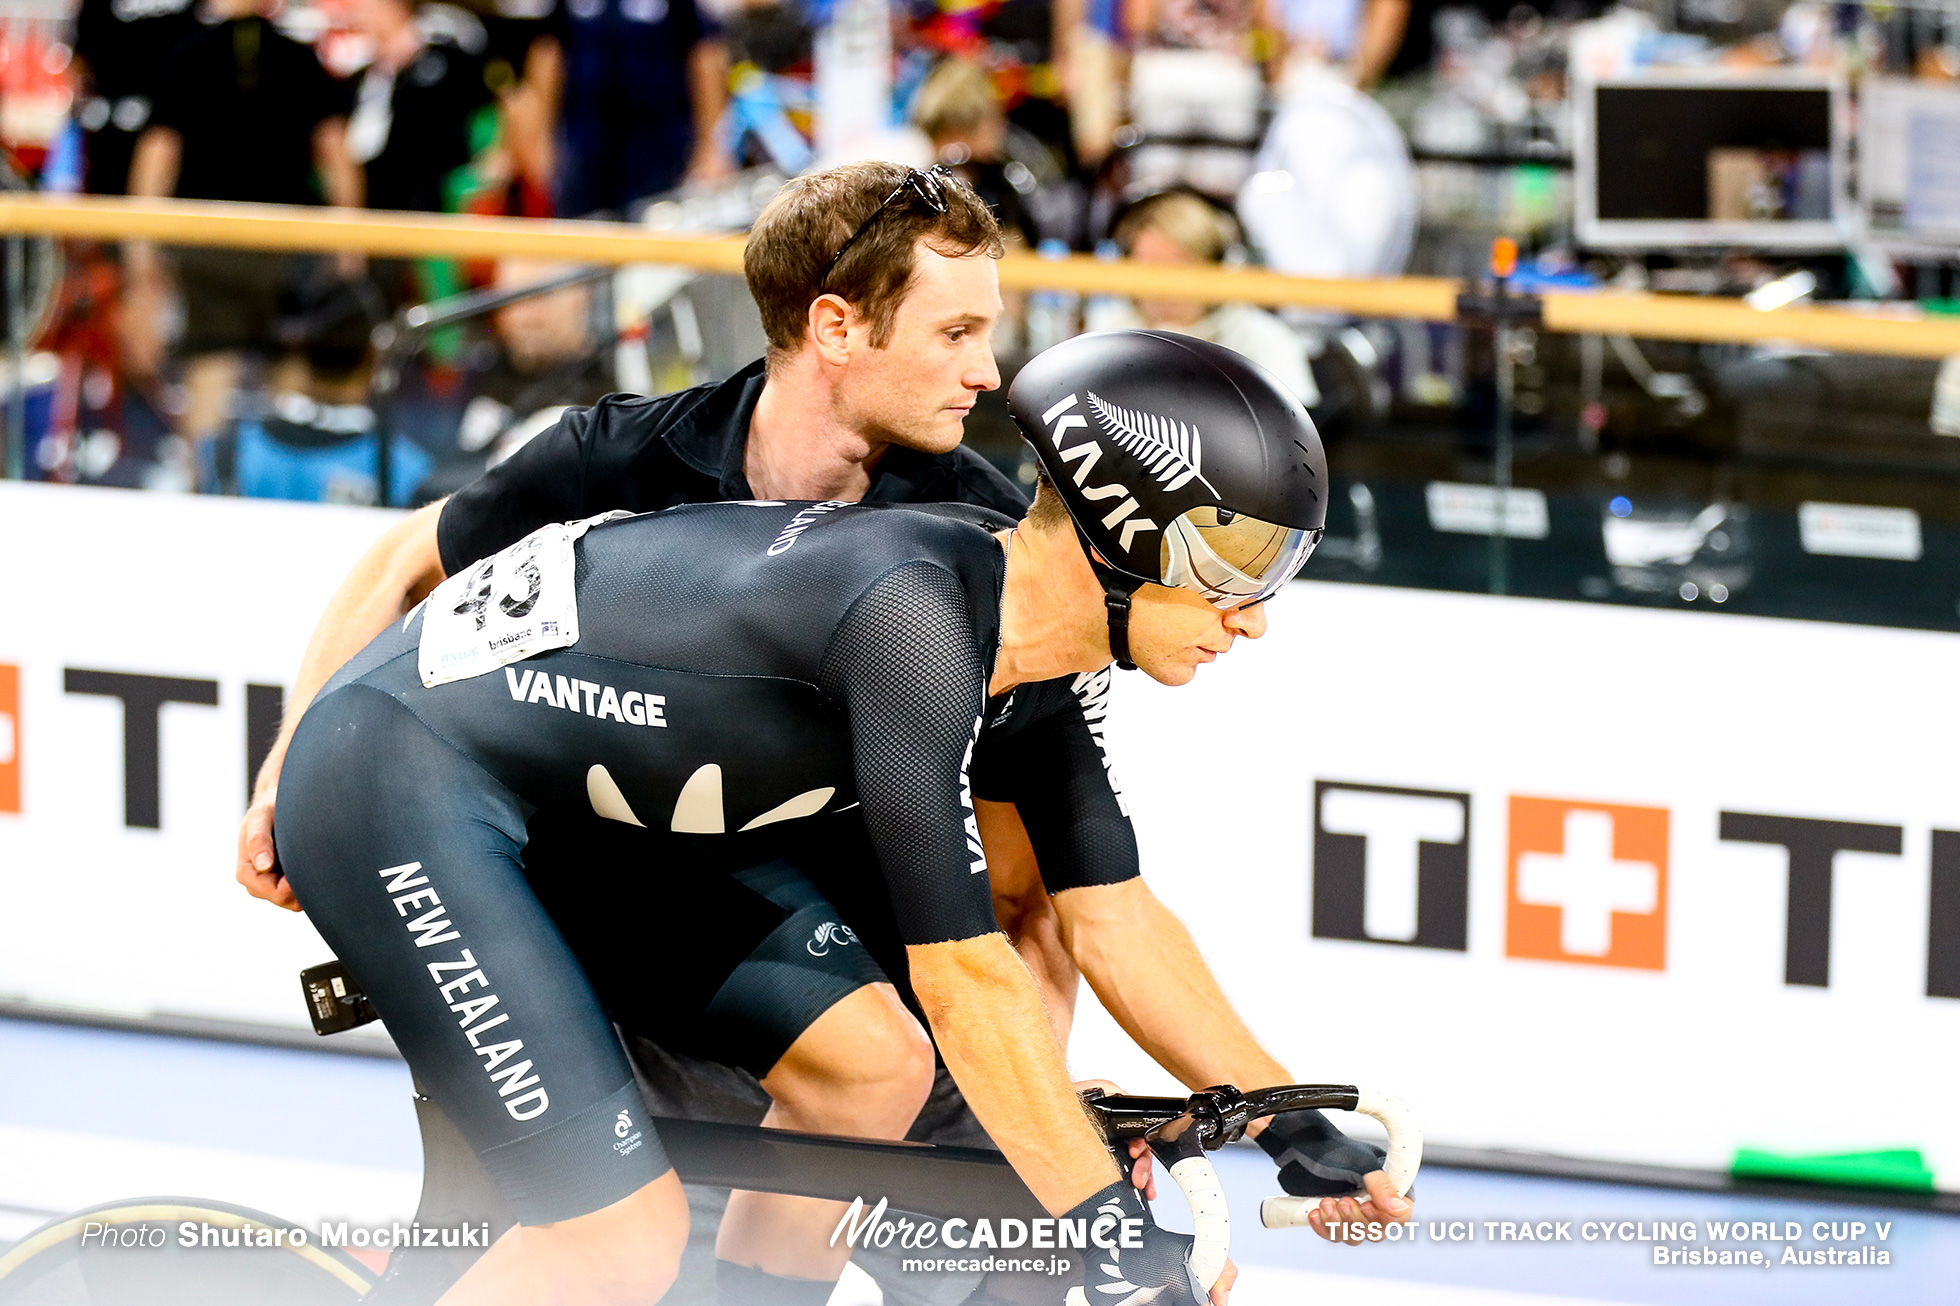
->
[1574, 72, 1848, 250]
[1859, 77, 1960, 247]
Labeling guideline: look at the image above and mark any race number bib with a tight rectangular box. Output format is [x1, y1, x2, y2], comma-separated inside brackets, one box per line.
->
[418, 512, 629, 688]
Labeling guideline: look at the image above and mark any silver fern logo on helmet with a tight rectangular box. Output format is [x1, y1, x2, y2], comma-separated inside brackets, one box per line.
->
[1086, 393, 1219, 497]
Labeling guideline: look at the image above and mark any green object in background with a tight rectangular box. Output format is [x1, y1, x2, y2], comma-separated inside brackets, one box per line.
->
[1730, 1147, 1935, 1192]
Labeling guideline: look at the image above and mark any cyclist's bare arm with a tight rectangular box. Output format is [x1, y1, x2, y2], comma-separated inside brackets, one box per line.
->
[908, 933, 1120, 1214]
[236, 499, 449, 909]
[1053, 877, 1413, 1234]
[976, 798, 1081, 1045]
[1053, 877, 1294, 1114]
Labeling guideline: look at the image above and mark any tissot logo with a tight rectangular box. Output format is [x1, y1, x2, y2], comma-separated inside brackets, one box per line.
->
[1507, 797, 1668, 971]
[1313, 778, 1959, 998]
[1311, 781, 1469, 951]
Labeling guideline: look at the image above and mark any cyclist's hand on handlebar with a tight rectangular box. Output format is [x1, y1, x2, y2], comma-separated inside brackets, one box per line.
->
[1072, 1080, 1158, 1198]
[1068, 1181, 1221, 1305]
[1254, 1108, 1410, 1242]
[1303, 1170, 1413, 1244]
[235, 788, 300, 912]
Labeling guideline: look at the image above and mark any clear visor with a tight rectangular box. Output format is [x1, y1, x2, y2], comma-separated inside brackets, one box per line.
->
[1160, 506, 1321, 609]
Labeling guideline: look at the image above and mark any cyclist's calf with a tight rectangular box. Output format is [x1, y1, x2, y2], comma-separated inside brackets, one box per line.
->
[443, 1171, 689, 1306]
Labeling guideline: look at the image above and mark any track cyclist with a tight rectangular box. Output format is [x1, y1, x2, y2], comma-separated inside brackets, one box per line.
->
[273, 328, 1411, 1306]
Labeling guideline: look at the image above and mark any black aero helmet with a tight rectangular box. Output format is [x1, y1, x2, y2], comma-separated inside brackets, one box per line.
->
[1008, 329, 1327, 667]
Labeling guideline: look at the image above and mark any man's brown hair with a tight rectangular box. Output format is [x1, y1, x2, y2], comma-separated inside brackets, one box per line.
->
[744, 161, 1003, 361]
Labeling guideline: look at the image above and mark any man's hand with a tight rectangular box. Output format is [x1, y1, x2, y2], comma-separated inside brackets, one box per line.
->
[1067, 1180, 1237, 1306]
[235, 782, 299, 911]
[1071, 1079, 1156, 1199]
[1301, 1169, 1413, 1244]
[1253, 1107, 1411, 1243]
[232, 499, 447, 913]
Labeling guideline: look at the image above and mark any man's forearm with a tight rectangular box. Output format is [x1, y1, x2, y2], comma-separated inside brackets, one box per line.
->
[977, 799, 1081, 1044]
[1057, 879, 1289, 1098]
[686, 40, 729, 152]
[909, 934, 1118, 1214]
[257, 500, 448, 795]
[313, 118, 363, 210]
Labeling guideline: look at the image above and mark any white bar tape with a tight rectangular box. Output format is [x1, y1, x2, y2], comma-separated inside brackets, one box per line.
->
[1169, 1155, 1231, 1292]
[1260, 1087, 1423, 1231]
[1353, 1087, 1422, 1197]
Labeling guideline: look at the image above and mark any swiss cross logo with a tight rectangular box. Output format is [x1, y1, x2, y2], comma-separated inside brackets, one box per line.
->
[1506, 796, 1668, 970]
[0, 663, 17, 814]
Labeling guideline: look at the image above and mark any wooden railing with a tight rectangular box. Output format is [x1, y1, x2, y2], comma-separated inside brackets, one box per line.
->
[3, 194, 1959, 359]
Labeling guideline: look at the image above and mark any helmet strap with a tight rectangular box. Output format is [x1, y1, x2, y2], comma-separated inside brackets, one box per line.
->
[1078, 527, 1146, 671]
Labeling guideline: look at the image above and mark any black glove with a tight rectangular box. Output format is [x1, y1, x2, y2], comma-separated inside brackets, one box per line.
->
[1067, 1180, 1201, 1305]
[1255, 1109, 1388, 1198]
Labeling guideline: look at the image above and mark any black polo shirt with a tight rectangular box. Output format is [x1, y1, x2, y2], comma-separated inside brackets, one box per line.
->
[437, 360, 1031, 574]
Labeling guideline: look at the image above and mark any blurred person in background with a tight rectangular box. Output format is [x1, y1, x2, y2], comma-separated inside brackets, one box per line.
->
[1278, 0, 1408, 86]
[345, 0, 502, 216]
[1123, 0, 1285, 146]
[553, 0, 736, 216]
[195, 274, 435, 505]
[343, 0, 506, 317]
[124, 0, 361, 443]
[1051, 0, 1123, 168]
[420, 257, 619, 501]
[475, 0, 565, 214]
[1108, 188, 1318, 403]
[912, 57, 1038, 248]
[68, 0, 202, 196]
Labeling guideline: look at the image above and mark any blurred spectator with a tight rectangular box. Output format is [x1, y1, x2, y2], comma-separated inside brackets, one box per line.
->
[553, 0, 735, 217]
[420, 257, 617, 500]
[475, 0, 564, 213]
[69, 0, 202, 195]
[124, 0, 359, 441]
[1279, 0, 1408, 87]
[346, 0, 501, 215]
[197, 273, 433, 504]
[1052, 0, 1122, 167]
[1108, 189, 1318, 403]
[912, 58, 1038, 246]
[1234, 64, 1413, 278]
[1125, 0, 1285, 121]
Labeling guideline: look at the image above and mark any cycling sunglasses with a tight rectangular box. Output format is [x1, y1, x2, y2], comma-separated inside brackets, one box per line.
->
[818, 165, 954, 294]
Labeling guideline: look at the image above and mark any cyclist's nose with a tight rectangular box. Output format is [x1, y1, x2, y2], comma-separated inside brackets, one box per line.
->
[1225, 603, 1268, 640]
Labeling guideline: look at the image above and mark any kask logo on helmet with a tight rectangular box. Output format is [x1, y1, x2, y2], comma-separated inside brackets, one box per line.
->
[1040, 392, 1195, 558]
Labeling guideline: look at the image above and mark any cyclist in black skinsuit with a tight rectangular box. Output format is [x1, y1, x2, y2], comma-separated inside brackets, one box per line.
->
[276, 332, 1406, 1306]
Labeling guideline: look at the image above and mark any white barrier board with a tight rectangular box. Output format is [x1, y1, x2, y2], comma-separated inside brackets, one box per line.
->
[0, 482, 399, 1026]
[1081, 579, 1959, 1186]
[1, 481, 1953, 1185]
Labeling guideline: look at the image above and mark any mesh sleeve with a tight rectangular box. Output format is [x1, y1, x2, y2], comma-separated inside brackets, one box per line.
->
[971, 669, 1141, 894]
[819, 562, 1001, 945]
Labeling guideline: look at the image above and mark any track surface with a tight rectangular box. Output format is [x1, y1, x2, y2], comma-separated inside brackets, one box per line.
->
[2, 1018, 1953, 1305]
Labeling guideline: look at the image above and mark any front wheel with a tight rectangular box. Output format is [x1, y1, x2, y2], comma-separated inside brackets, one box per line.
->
[0, 1197, 373, 1306]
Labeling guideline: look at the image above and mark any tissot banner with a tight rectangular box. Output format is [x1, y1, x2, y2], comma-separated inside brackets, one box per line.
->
[1086, 579, 1959, 1189]
[2, 481, 1954, 1186]
[0, 482, 390, 1027]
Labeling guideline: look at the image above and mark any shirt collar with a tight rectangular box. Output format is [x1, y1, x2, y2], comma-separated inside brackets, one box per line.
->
[663, 357, 969, 504]
[662, 358, 768, 498]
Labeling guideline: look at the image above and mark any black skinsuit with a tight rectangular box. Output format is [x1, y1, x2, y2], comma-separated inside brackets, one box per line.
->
[277, 500, 1137, 1224]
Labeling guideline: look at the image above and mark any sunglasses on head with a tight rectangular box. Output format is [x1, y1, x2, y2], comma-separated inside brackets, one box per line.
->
[818, 166, 954, 295]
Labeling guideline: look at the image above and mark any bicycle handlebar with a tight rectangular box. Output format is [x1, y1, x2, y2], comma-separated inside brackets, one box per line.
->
[1064, 1083, 1423, 1304]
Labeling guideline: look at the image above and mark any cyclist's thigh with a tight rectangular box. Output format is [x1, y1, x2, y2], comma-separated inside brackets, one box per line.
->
[696, 859, 897, 1077]
[276, 685, 669, 1225]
